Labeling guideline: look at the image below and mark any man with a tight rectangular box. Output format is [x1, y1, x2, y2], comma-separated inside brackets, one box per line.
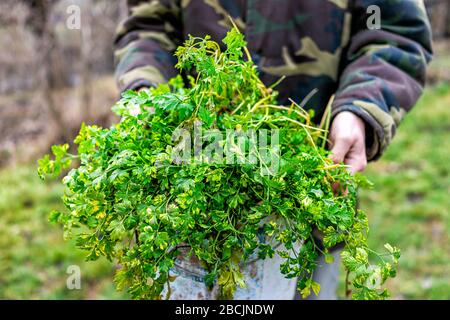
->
[114, 0, 432, 299]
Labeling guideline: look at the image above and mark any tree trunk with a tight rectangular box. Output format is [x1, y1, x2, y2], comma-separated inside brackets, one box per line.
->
[426, 0, 450, 39]
[27, 0, 70, 142]
[80, 6, 92, 123]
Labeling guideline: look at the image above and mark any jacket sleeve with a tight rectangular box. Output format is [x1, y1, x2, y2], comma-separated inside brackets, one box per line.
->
[114, 0, 182, 92]
[332, 0, 433, 160]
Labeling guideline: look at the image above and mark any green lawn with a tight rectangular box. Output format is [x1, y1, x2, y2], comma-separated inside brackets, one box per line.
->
[0, 84, 448, 299]
[339, 83, 450, 299]
[0, 161, 128, 299]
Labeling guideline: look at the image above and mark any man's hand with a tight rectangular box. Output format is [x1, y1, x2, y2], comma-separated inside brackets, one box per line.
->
[329, 111, 367, 174]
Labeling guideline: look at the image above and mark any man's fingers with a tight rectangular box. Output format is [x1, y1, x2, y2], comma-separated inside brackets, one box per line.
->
[345, 156, 367, 174]
[330, 136, 352, 164]
[329, 111, 367, 179]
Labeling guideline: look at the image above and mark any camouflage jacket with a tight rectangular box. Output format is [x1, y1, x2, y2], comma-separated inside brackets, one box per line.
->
[114, 0, 432, 160]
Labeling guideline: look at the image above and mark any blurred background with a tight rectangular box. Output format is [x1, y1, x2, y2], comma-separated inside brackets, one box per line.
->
[0, 0, 448, 299]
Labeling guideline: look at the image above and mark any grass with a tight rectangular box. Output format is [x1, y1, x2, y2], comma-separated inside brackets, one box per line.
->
[339, 83, 450, 299]
[0, 166, 128, 299]
[0, 84, 448, 300]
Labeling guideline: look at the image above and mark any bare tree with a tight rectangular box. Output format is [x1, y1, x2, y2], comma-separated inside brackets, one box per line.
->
[80, 3, 93, 123]
[79, 0, 126, 124]
[26, 0, 70, 142]
[426, 0, 450, 39]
